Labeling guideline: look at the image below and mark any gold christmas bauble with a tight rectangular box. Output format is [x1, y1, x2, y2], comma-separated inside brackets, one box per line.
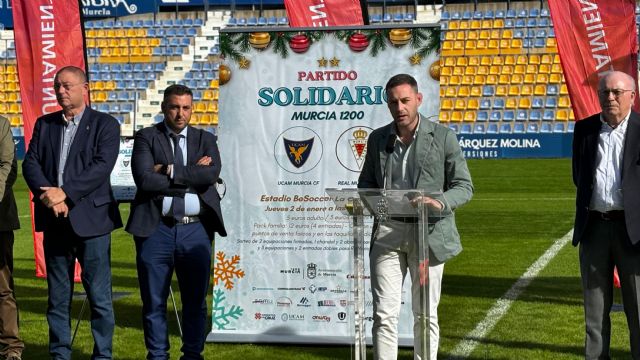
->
[219, 64, 231, 85]
[389, 29, 412, 46]
[429, 60, 440, 80]
[249, 32, 271, 50]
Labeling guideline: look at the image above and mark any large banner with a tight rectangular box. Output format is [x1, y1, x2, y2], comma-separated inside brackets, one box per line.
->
[549, 0, 639, 120]
[284, 0, 364, 27]
[210, 26, 439, 344]
[457, 133, 573, 159]
[13, 0, 87, 279]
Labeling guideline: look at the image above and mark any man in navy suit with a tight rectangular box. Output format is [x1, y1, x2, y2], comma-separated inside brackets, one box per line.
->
[572, 70, 640, 359]
[22, 66, 122, 360]
[126, 84, 226, 360]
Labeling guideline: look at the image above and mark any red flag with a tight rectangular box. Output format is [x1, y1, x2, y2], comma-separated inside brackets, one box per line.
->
[13, 0, 86, 280]
[284, 0, 364, 27]
[549, 0, 639, 120]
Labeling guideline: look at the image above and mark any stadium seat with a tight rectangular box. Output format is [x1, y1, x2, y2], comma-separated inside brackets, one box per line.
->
[506, 98, 517, 109]
[490, 111, 501, 122]
[451, 111, 463, 122]
[460, 124, 472, 134]
[568, 122, 576, 133]
[540, 123, 552, 133]
[468, 99, 480, 110]
[514, 123, 526, 133]
[557, 109, 570, 121]
[482, 85, 494, 96]
[473, 123, 485, 133]
[516, 110, 528, 121]
[558, 96, 571, 108]
[508, 84, 520, 96]
[480, 98, 491, 109]
[496, 85, 507, 96]
[493, 98, 505, 109]
[543, 110, 556, 121]
[553, 122, 566, 133]
[521, 85, 534, 96]
[534, 85, 547, 96]
[560, 84, 569, 95]
[464, 111, 477, 121]
[547, 85, 559, 95]
[506, 9, 516, 18]
[530, 109, 542, 121]
[477, 111, 489, 122]
[470, 86, 483, 97]
[518, 97, 532, 109]
[499, 123, 511, 133]
[487, 123, 499, 134]
[527, 123, 539, 133]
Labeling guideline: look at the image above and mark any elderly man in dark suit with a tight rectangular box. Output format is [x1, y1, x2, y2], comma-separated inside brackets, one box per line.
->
[22, 66, 122, 360]
[572, 70, 640, 359]
[0, 116, 23, 360]
[126, 84, 226, 360]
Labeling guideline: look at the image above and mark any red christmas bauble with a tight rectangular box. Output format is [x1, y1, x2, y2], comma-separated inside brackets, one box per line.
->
[289, 34, 310, 54]
[349, 33, 369, 52]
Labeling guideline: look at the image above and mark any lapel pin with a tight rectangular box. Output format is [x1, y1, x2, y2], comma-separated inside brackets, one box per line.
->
[86, 126, 90, 130]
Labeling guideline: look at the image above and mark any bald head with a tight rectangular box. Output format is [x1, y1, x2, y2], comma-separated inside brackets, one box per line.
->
[598, 71, 636, 126]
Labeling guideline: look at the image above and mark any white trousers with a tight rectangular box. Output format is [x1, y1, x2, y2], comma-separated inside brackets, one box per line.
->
[370, 221, 445, 360]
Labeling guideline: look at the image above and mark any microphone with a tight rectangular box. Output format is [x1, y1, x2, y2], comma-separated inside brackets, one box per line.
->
[383, 134, 396, 189]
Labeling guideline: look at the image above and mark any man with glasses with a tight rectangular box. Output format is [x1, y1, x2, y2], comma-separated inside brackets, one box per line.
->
[572, 70, 640, 359]
[22, 66, 122, 360]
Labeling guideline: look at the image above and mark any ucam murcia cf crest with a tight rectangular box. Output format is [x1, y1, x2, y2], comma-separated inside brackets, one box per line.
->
[336, 126, 373, 172]
[284, 137, 314, 168]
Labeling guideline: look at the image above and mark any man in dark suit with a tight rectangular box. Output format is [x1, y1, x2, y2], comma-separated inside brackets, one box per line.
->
[22, 66, 122, 360]
[126, 84, 226, 360]
[572, 70, 640, 359]
[0, 116, 24, 360]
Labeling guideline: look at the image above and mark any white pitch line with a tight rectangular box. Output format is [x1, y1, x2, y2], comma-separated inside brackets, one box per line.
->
[448, 229, 574, 359]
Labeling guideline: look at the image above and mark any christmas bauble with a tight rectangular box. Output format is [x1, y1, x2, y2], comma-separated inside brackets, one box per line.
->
[348, 33, 369, 52]
[289, 34, 310, 54]
[249, 32, 271, 50]
[429, 60, 440, 80]
[389, 29, 412, 46]
[219, 64, 231, 85]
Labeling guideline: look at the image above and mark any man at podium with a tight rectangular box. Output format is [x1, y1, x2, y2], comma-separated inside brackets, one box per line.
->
[358, 74, 473, 359]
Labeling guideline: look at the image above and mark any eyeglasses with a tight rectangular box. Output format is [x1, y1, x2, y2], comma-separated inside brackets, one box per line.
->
[53, 82, 85, 91]
[598, 89, 634, 98]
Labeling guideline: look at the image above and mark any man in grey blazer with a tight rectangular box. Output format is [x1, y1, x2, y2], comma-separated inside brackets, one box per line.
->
[572, 70, 640, 359]
[358, 74, 473, 359]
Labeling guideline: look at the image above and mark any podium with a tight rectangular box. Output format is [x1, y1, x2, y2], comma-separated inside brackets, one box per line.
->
[325, 188, 450, 360]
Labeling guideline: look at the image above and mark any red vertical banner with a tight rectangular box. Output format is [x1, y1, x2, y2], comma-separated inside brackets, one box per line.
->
[13, 0, 86, 280]
[284, 0, 364, 27]
[549, 0, 639, 121]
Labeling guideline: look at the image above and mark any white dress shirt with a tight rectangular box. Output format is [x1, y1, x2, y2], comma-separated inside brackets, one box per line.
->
[589, 112, 629, 212]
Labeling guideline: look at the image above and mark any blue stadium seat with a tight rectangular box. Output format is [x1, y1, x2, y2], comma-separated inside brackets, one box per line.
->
[143, 20, 154, 28]
[526, 29, 536, 38]
[568, 122, 575, 133]
[540, 8, 550, 17]
[514, 30, 525, 38]
[527, 123, 539, 133]
[174, 19, 184, 27]
[514, 123, 526, 133]
[85, 21, 94, 29]
[441, 11, 450, 20]
[370, 14, 382, 23]
[517, 9, 528, 18]
[473, 11, 483, 19]
[534, 38, 546, 48]
[536, 29, 548, 38]
[98, 103, 109, 113]
[480, 98, 491, 110]
[526, 18, 538, 27]
[548, 27, 555, 37]
[532, 97, 544, 108]
[154, 63, 166, 72]
[122, 103, 134, 113]
[504, 110, 515, 122]
[184, 18, 194, 27]
[268, 16, 278, 26]
[505, 19, 515, 28]
[499, 123, 512, 133]
[539, 18, 550, 27]
[545, 97, 557, 108]
[258, 17, 268, 26]
[461, 124, 472, 134]
[540, 123, 552, 133]
[493, 98, 505, 109]
[167, 28, 177, 37]
[393, 13, 404, 22]
[194, 18, 204, 27]
[530, 109, 542, 121]
[237, 18, 247, 26]
[523, 39, 533, 48]
[473, 124, 485, 133]
[482, 85, 495, 96]
[484, 10, 494, 19]
[114, 20, 124, 28]
[487, 123, 499, 134]
[490, 111, 502, 122]
[543, 110, 555, 121]
[547, 85, 559, 95]
[553, 122, 566, 133]
[382, 14, 392, 22]
[516, 110, 528, 121]
[192, 90, 202, 101]
[163, 19, 174, 28]
[506, 9, 517, 18]
[93, 20, 104, 29]
[89, 63, 100, 73]
[529, 8, 540, 17]
[477, 111, 489, 122]
[404, 13, 415, 22]
[515, 19, 526, 27]
[451, 12, 461, 20]
[278, 17, 289, 26]
[495, 10, 505, 18]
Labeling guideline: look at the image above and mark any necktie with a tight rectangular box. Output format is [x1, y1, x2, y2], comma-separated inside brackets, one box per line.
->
[170, 133, 185, 221]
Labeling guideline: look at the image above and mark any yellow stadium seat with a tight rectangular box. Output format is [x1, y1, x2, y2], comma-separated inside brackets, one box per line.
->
[549, 73, 563, 84]
[449, 75, 461, 85]
[570, 110, 575, 120]
[502, 29, 513, 39]
[445, 86, 456, 97]
[554, 54, 561, 63]
[86, 39, 96, 48]
[481, 20, 492, 29]
[453, 41, 465, 50]
[468, 56, 480, 66]
[541, 54, 553, 64]
[195, 102, 207, 113]
[208, 102, 219, 113]
[136, 29, 147, 37]
[200, 114, 212, 125]
[490, 29, 501, 39]
[508, 85, 520, 96]
[142, 47, 153, 57]
[456, 31, 466, 41]
[536, 74, 549, 84]
[551, 64, 563, 73]
[454, 99, 466, 110]
[488, 39, 499, 49]
[106, 29, 116, 38]
[476, 39, 488, 49]
[510, 39, 523, 48]
[116, 29, 126, 38]
[493, 56, 504, 65]
[97, 39, 109, 48]
[502, 65, 513, 74]
[457, 86, 470, 97]
[448, 21, 459, 30]
[464, 66, 476, 75]
[10, 116, 20, 127]
[439, 87, 446, 98]
[518, 97, 532, 109]
[0, 65, 5, 74]
[514, 64, 526, 74]
[499, 39, 510, 49]
[485, 74, 498, 85]
[557, 109, 569, 121]
[524, 64, 536, 74]
[468, 31, 479, 40]
[504, 55, 515, 65]
[473, 75, 486, 85]
[440, 111, 451, 122]
[444, 57, 456, 67]
[8, 103, 20, 114]
[150, 38, 161, 47]
[558, 96, 571, 108]
[6, 74, 17, 83]
[442, 41, 454, 51]
[534, 84, 546, 95]
[456, 57, 468, 66]
[105, 80, 116, 90]
[131, 47, 143, 56]
[489, 65, 500, 75]
[539, 64, 551, 74]
[524, 74, 535, 84]
[464, 111, 477, 121]
[441, 99, 453, 110]
[86, 29, 96, 38]
[470, 20, 481, 30]
[94, 81, 105, 91]
[479, 30, 490, 40]
[459, 21, 469, 30]
[440, 75, 449, 86]
[546, 38, 557, 48]
[0, 83, 6, 92]
[496, 85, 507, 96]
[470, 86, 482, 97]
[511, 74, 524, 84]
[451, 111, 463, 122]
[108, 39, 119, 48]
[505, 98, 517, 109]
[477, 65, 488, 75]
[0, 103, 8, 113]
[529, 54, 541, 65]
[467, 99, 480, 110]
[498, 74, 510, 85]
[516, 55, 527, 65]
[461, 75, 473, 85]
[441, 67, 452, 77]
[493, 19, 504, 28]
[7, 92, 17, 102]
[521, 84, 534, 96]
[130, 38, 141, 47]
[6, 83, 16, 92]
[97, 29, 107, 38]
[445, 31, 456, 41]
[96, 91, 107, 102]
[119, 38, 129, 47]
[481, 56, 492, 65]
[560, 84, 569, 95]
